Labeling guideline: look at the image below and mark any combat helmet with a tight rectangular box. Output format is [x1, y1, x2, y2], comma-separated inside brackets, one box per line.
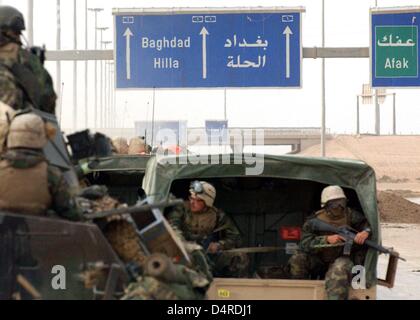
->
[112, 137, 129, 154]
[7, 112, 50, 149]
[128, 136, 146, 154]
[0, 5, 25, 33]
[320, 185, 347, 207]
[189, 181, 216, 207]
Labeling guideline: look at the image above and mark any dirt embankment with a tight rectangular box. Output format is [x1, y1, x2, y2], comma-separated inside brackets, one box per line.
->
[378, 191, 420, 224]
[298, 135, 420, 192]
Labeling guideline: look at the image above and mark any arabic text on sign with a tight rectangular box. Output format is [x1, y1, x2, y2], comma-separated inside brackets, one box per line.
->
[224, 35, 269, 49]
[227, 55, 267, 68]
[377, 34, 415, 47]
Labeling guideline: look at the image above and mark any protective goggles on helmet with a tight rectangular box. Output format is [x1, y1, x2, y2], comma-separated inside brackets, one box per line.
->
[190, 180, 204, 194]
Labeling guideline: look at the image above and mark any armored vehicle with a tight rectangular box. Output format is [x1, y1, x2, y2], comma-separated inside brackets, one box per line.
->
[0, 112, 182, 300]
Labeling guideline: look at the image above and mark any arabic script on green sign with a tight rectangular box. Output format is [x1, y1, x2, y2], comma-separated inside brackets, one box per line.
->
[375, 25, 418, 78]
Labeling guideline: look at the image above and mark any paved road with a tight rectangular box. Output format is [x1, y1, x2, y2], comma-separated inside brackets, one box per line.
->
[377, 223, 420, 300]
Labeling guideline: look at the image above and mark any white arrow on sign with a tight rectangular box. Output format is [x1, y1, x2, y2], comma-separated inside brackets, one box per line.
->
[283, 26, 293, 79]
[124, 27, 133, 80]
[200, 26, 209, 79]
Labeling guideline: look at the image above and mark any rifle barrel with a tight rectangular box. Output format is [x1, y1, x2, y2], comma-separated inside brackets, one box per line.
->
[311, 218, 406, 261]
[85, 199, 184, 220]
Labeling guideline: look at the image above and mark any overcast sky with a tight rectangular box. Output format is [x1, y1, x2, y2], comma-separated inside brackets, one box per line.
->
[3, 0, 420, 135]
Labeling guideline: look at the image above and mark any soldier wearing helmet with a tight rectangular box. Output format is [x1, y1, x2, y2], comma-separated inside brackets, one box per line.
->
[167, 181, 246, 277]
[288, 185, 371, 300]
[0, 5, 56, 113]
[112, 137, 129, 154]
[128, 137, 147, 155]
[0, 112, 82, 220]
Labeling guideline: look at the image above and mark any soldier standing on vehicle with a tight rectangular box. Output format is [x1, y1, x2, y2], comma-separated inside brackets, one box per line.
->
[0, 5, 56, 113]
[288, 185, 371, 300]
[167, 181, 247, 277]
[0, 112, 82, 220]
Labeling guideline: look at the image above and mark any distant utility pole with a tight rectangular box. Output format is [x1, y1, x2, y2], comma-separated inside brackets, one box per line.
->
[374, 0, 380, 135]
[224, 88, 227, 120]
[73, 0, 78, 131]
[392, 93, 396, 135]
[56, 0, 61, 122]
[101, 40, 112, 128]
[88, 7, 103, 128]
[97, 27, 108, 128]
[110, 64, 114, 128]
[27, 0, 34, 46]
[321, 0, 326, 156]
[152, 88, 156, 147]
[111, 68, 116, 128]
[106, 62, 112, 127]
[84, 0, 88, 128]
[356, 95, 360, 135]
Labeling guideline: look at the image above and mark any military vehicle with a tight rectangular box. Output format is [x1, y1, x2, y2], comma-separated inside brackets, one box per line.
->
[141, 153, 401, 300]
[0, 112, 186, 300]
[82, 155, 151, 205]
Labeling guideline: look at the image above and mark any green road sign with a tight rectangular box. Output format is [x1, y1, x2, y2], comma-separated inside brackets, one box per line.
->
[375, 25, 418, 78]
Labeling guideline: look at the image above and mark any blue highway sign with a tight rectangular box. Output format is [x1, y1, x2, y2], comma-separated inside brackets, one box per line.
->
[371, 8, 420, 87]
[205, 120, 228, 144]
[113, 8, 304, 89]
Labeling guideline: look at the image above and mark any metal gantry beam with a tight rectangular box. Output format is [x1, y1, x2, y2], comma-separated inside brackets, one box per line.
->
[321, 0, 326, 157]
[84, 0, 88, 128]
[73, 0, 78, 131]
[56, 0, 62, 122]
[45, 47, 371, 61]
[87, 8, 103, 128]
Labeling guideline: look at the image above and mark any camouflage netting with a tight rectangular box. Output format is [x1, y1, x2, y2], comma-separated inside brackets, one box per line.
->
[91, 195, 148, 266]
[103, 219, 147, 266]
[122, 277, 179, 300]
[90, 195, 120, 212]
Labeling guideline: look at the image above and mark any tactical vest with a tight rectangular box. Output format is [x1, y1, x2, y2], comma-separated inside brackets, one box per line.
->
[313, 208, 352, 263]
[0, 42, 19, 61]
[184, 205, 218, 241]
[0, 43, 42, 110]
[315, 208, 351, 227]
[0, 101, 15, 153]
[0, 159, 52, 215]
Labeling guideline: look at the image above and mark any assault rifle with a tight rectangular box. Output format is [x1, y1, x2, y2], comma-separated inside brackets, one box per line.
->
[308, 218, 406, 261]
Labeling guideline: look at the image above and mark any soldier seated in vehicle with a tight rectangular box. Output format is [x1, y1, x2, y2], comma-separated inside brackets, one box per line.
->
[288, 185, 371, 300]
[0, 112, 82, 220]
[167, 180, 248, 277]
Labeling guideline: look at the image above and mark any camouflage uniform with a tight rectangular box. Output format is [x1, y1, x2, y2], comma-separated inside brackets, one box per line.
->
[0, 149, 82, 221]
[288, 207, 370, 300]
[0, 4, 56, 114]
[122, 276, 205, 300]
[0, 45, 56, 113]
[121, 255, 209, 300]
[167, 202, 246, 277]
